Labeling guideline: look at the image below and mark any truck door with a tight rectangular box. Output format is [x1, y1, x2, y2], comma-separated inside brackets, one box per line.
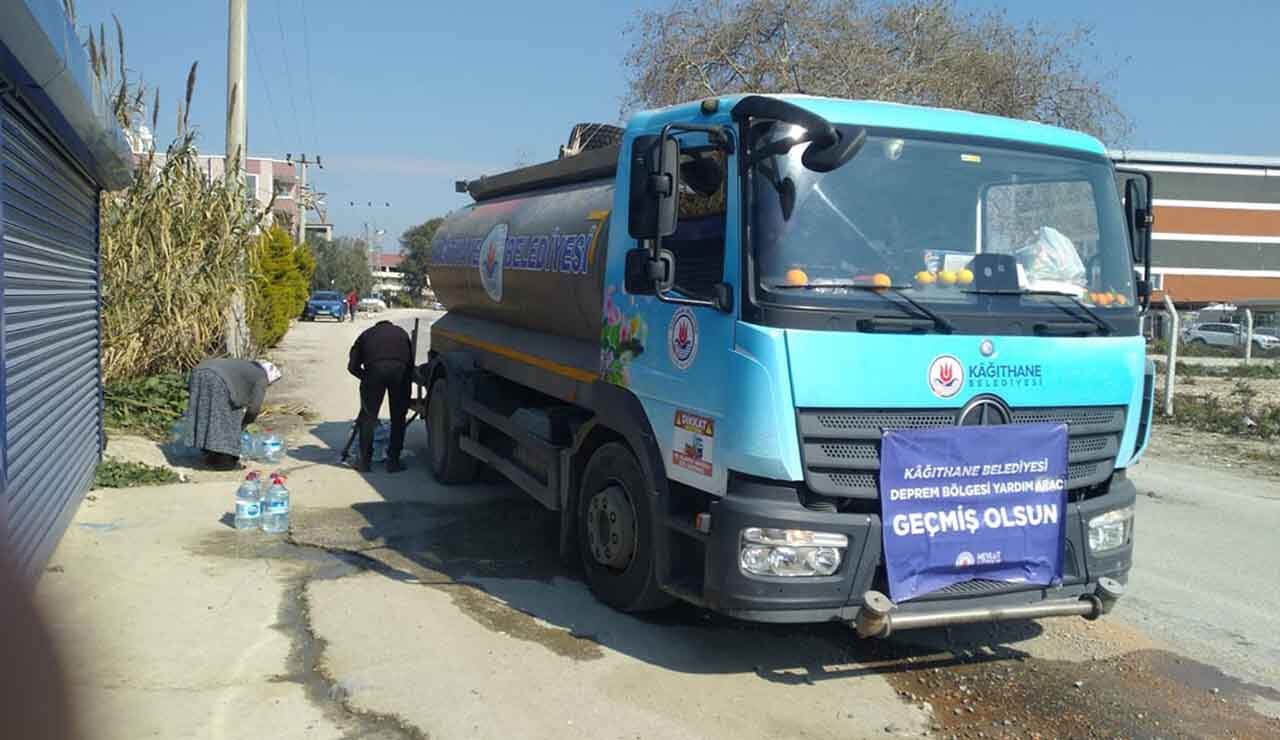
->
[603, 130, 738, 495]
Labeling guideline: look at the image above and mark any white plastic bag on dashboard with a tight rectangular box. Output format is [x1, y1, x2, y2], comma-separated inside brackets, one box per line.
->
[1016, 226, 1086, 294]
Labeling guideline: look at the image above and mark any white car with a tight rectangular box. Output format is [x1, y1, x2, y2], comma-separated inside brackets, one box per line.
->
[358, 295, 387, 312]
[1184, 322, 1280, 350]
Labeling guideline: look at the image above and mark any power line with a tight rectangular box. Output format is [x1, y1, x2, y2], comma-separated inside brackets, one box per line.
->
[299, 0, 320, 152]
[247, 17, 285, 146]
[273, 0, 305, 147]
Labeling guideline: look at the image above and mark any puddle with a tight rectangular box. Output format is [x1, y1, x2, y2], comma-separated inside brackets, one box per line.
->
[77, 520, 124, 533]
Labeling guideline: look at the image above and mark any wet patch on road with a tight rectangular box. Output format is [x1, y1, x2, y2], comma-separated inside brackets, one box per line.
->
[288, 500, 605, 661]
[185, 528, 429, 737]
[872, 638, 1280, 739]
[274, 576, 426, 740]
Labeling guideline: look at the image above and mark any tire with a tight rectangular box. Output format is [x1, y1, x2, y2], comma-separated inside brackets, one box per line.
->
[577, 442, 672, 612]
[1189, 337, 1206, 346]
[425, 377, 477, 484]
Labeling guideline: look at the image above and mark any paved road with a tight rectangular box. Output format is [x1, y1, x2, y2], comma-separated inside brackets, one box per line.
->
[1124, 454, 1280, 695]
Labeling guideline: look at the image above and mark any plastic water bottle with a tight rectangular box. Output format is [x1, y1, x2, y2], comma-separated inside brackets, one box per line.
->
[372, 421, 389, 462]
[240, 431, 257, 460]
[170, 416, 190, 444]
[261, 474, 290, 534]
[234, 472, 262, 530]
[261, 430, 285, 463]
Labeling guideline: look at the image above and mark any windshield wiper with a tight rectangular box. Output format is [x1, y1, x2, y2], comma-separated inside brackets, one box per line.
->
[773, 283, 953, 334]
[965, 287, 1113, 336]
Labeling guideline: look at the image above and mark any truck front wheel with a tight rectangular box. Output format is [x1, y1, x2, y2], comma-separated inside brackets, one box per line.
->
[426, 377, 477, 484]
[577, 443, 671, 612]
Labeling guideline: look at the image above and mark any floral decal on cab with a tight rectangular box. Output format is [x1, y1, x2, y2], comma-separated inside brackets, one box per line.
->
[600, 286, 646, 386]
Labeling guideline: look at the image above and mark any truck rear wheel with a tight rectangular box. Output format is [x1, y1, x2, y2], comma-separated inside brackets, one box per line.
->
[426, 377, 477, 484]
[577, 443, 671, 612]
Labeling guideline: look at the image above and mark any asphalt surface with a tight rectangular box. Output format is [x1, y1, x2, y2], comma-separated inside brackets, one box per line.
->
[1124, 455, 1280, 699]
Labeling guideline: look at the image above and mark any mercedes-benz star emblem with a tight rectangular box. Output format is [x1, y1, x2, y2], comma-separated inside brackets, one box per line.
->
[979, 338, 996, 357]
[958, 396, 1012, 426]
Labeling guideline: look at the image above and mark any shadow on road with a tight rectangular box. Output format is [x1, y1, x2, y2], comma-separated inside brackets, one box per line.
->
[287, 447, 1050, 681]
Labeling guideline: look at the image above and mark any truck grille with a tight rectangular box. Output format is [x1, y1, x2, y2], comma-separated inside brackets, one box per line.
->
[798, 406, 1125, 499]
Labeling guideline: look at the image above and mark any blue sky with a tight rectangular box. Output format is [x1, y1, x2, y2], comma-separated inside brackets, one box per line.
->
[76, 0, 1280, 249]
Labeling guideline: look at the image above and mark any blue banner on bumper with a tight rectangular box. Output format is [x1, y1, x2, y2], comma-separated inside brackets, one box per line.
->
[879, 423, 1068, 602]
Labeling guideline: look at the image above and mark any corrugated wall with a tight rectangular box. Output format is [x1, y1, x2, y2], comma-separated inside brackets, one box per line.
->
[1, 96, 102, 575]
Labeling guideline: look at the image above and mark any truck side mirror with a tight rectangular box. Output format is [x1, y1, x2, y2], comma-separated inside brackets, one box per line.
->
[624, 247, 674, 295]
[1118, 170, 1155, 311]
[1124, 178, 1153, 264]
[628, 135, 680, 239]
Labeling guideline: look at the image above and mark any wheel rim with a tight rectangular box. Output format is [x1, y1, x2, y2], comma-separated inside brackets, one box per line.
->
[586, 484, 637, 571]
[428, 390, 447, 471]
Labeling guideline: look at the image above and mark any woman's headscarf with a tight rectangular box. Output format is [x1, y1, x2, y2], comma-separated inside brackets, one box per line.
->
[254, 360, 283, 385]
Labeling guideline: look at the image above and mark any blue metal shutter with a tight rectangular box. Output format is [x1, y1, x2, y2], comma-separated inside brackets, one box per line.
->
[1, 96, 102, 575]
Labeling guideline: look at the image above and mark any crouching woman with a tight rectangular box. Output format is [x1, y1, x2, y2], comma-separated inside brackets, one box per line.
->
[181, 359, 282, 469]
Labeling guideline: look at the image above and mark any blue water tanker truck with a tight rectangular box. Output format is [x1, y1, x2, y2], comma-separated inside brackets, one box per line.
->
[421, 94, 1155, 636]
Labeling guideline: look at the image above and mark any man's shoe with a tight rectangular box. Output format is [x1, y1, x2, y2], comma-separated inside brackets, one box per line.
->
[357, 457, 373, 473]
[386, 458, 406, 473]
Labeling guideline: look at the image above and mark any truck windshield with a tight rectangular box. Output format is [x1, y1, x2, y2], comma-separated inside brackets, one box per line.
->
[751, 125, 1137, 328]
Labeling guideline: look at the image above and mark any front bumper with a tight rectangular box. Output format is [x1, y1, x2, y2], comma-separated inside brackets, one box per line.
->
[692, 470, 1136, 628]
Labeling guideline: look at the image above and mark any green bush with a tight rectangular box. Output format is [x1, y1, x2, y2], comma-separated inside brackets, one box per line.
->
[103, 372, 189, 439]
[249, 226, 314, 348]
[1150, 338, 1280, 360]
[1171, 361, 1280, 379]
[93, 458, 180, 488]
[1155, 381, 1280, 439]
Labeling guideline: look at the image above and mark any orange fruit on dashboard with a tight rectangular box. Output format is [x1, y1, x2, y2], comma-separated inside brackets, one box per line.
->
[784, 268, 809, 286]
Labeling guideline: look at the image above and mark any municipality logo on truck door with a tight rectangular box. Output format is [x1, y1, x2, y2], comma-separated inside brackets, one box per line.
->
[478, 223, 508, 302]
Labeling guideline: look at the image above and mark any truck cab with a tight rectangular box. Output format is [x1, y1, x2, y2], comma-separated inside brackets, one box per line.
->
[426, 94, 1155, 634]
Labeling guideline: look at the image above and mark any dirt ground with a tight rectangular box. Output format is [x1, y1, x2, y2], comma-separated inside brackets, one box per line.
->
[1150, 358, 1280, 478]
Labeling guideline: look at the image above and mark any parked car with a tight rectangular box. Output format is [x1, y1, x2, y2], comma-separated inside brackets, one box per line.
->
[1184, 322, 1280, 350]
[303, 291, 346, 321]
[359, 295, 387, 312]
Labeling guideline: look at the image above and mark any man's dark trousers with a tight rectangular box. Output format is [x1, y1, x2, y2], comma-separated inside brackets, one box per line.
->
[358, 359, 410, 466]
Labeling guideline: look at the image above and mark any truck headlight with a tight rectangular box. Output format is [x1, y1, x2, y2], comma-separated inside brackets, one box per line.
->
[739, 528, 847, 577]
[1087, 505, 1134, 553]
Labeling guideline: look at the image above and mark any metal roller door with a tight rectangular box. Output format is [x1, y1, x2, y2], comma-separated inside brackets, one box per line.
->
[1, 96, 102, 574]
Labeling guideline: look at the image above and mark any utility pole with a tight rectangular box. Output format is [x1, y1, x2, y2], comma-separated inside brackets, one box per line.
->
[349, 200, 391, 289]
[225, 0, 249, 358]
[287, 153, 322, 245]
[226, 0, 247, 180]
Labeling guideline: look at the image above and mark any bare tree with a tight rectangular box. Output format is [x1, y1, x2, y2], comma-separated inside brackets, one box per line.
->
[623, 0, 1128, 141]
